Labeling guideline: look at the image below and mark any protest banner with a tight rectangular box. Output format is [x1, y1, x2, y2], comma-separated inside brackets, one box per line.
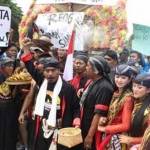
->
[35, 0, 118, 5]
[35, 12, 85, 50]
[19, 0, 127, 51]
[0, 6, 11, 47]
[132, 24, 150, 56]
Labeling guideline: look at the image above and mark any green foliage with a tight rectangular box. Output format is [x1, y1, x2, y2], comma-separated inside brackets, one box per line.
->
[0, 0, 23, 42]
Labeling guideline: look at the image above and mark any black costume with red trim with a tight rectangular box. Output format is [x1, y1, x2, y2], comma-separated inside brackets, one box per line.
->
[21, 53, 80, 150]
[81, 78, 113, 150]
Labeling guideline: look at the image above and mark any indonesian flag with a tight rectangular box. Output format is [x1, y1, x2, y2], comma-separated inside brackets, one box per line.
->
[63, 31, 75, 81]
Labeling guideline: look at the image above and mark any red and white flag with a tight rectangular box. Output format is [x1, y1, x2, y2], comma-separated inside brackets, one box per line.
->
[63, 31, 75, 81]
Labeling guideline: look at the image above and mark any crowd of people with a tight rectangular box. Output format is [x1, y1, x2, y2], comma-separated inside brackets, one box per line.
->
[0, 34, 150, 150]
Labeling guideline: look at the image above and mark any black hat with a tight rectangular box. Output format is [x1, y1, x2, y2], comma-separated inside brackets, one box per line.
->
[43, 57, 60, 69]
[134, 73, 150, 88]
[38, 57, 51, 65]
[75, 54, 88, 64]
[89, 56, 110, 75]
[115, 64, 138, 78]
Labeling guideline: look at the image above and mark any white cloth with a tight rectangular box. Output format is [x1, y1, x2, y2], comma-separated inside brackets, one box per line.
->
[34, 76, 63, 127]
[34, 79, 48, 116]
[42, 118, 54, 138]
[49, 129, 58, 150]
[47, 76, 62, 127]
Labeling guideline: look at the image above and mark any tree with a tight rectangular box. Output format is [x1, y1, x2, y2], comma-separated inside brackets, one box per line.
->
[0, 0, 23, 42]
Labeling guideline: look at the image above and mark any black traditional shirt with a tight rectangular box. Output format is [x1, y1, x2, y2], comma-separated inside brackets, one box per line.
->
[81, 78, 113, 138]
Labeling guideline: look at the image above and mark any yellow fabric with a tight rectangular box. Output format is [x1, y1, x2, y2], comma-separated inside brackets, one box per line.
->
[107, 90, 132, 124]
[132, 101, 150, 126]
[139, 127, 150, 150]
[0, 82, 11, 96]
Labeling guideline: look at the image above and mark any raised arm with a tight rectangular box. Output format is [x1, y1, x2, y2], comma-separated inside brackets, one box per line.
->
[21, 40, 43, 85]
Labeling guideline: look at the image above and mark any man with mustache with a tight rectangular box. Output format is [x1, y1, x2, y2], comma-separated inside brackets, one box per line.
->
[21, 43, 80, 150]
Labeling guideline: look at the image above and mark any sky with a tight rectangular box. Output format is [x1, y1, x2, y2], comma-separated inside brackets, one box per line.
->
[13, 0, 32, 14]
[127, 0, 150, 33]
[13, 0, 150, 33]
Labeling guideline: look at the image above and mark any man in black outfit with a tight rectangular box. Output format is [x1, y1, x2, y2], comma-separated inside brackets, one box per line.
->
[21, 46, 80, 150]
[80, 56, 114, 150]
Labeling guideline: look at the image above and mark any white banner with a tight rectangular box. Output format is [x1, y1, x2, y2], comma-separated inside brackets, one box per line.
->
[36, 0, 118, 5]
[0, 6, 11, 47]
[35, 12, 85, 50]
